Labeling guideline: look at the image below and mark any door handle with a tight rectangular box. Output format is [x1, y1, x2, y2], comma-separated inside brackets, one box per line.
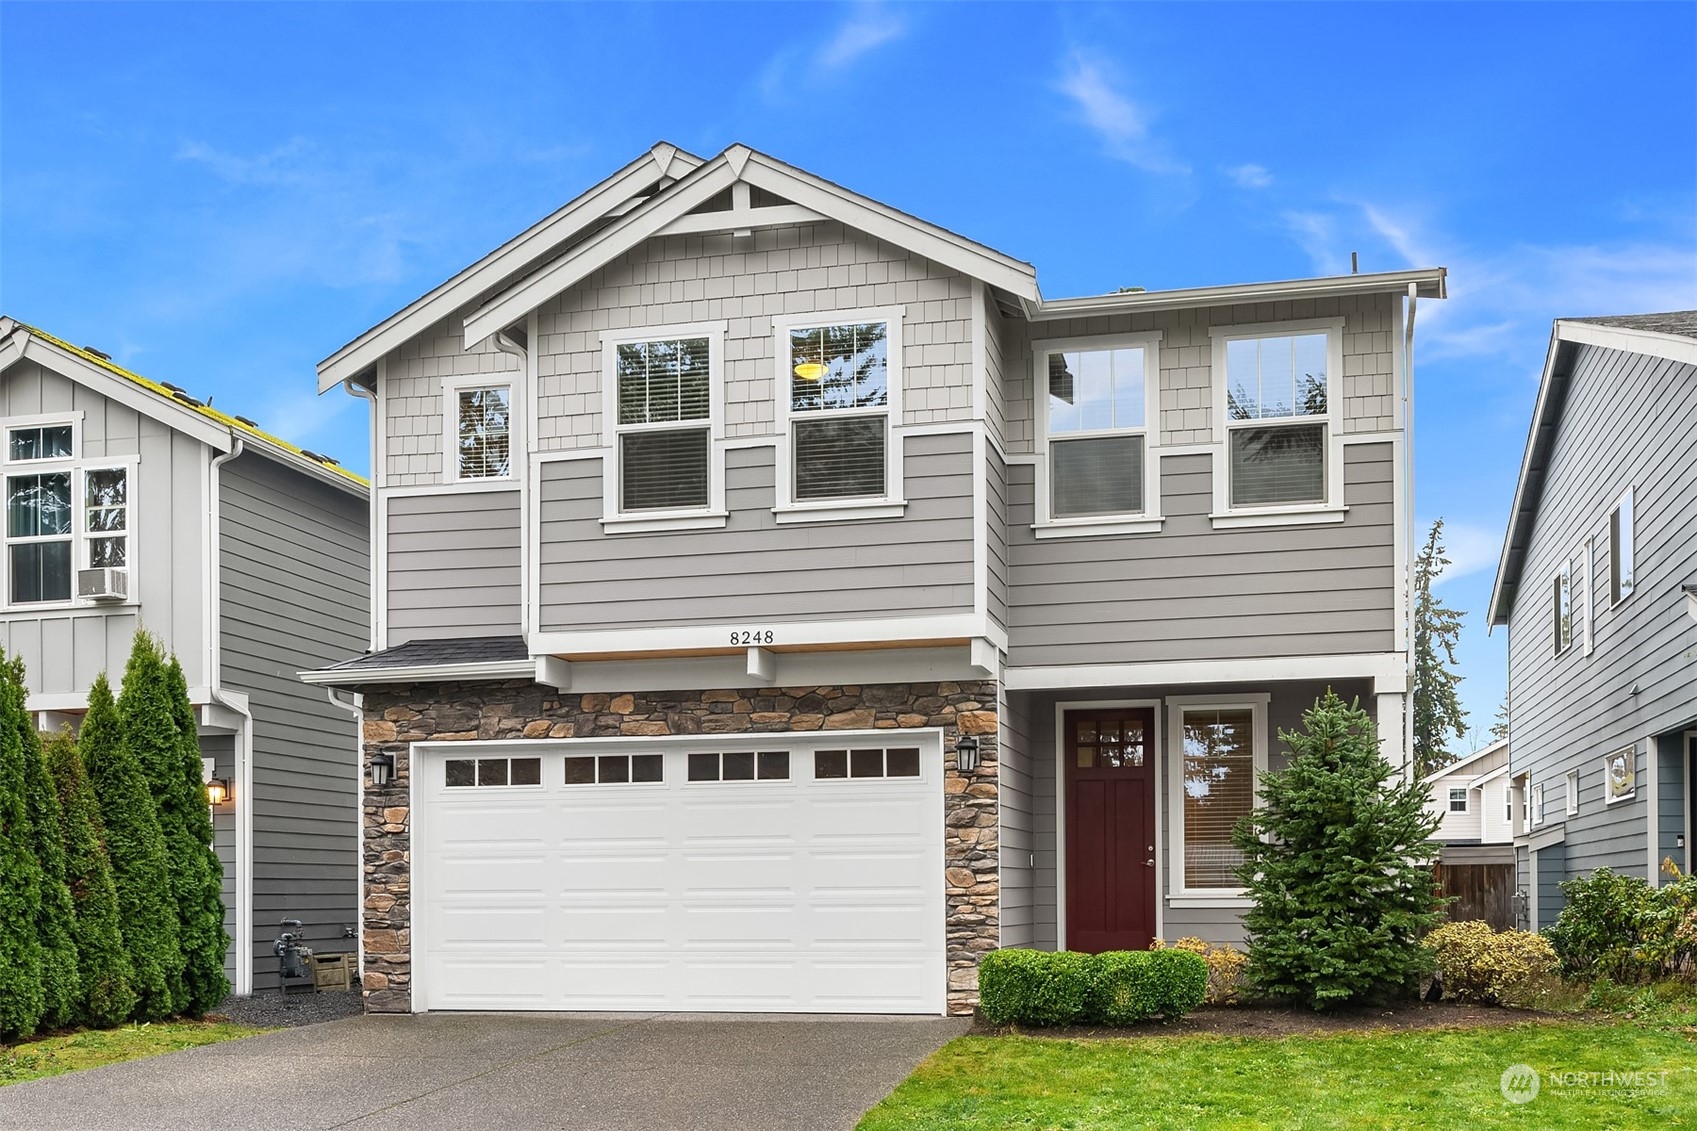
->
[1145, 858, 1155, 867]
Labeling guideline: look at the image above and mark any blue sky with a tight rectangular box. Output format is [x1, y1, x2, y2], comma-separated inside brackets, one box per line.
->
[4, 2, 1694, 738]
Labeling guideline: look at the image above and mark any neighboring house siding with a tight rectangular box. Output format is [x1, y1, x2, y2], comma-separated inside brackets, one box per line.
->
[1431, 775, 1484, 842]
[1005, 443, 1396, 667]
[386, 490, 522, 643]
[998, 684, 1036, 948]
[220, 453, 368, 984]
[1507, 345, 1697, 883]
[536, 432, 976, 632]
[2, 358, 210, 695]
[381, 317, 519, 486]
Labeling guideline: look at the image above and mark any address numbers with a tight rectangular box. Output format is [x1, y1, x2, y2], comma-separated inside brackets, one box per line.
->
[730, 629, 776, 645]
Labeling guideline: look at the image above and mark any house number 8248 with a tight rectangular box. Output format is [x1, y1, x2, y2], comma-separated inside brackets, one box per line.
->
[730, 630, 775, 645]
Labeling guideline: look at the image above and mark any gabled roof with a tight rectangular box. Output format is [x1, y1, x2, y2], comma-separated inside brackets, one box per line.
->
[1429, 737, 1509, 780]
[300, 634, 531, 685]
[1489, 312, 1697, 626]
[1, 319, 366, 494]
[461, 144, 1040, 347]
[315, 143, 705, 391]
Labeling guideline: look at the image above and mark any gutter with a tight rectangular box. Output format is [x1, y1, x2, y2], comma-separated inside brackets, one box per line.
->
[299, 659, 536, 687]
[1029, 267, 1447, 322]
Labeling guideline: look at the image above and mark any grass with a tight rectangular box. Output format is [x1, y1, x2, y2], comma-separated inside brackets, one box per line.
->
[0, 1021, 267, 1086]
[857, 1020, 1697, 1130]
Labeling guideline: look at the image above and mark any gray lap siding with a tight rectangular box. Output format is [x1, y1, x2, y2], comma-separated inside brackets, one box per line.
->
[385, 489, 522, 642]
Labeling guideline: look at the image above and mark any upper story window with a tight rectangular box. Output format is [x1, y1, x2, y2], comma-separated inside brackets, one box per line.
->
[9, 424, 73, 461]
[1553, 559, 1572, 654]
[1609, 488, 1635, 604]
[1565, 768, 1580, 816]
[780, 311, 901, 506]
[454, 386, 511, 479]
[1448, 787, 1468, 813]
[1223, 330, 1331, 507]
[1046, 344, 1150, 517]
[4, 419, 129, 607]
[613, 332, 713, 512]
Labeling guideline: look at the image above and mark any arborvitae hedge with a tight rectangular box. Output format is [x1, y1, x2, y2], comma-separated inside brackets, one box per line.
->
[45, 730, 137, 1028]
[164, 654, 230, 1015]
[8, 659, 81, 1029]
[81, 673, 181, 1021]
[0, 668, 45, 1039]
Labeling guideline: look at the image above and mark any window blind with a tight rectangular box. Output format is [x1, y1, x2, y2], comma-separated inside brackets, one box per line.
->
[1181, 708, 1255, 888]
[621, 429, 709, 511]
[1050, 434, 1144, 518]
[1229, 423, 1324, 506]
[794, 417, 885, 501]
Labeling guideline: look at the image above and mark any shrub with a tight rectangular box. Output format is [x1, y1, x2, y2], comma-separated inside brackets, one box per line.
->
[45, 730, 137, 1028]
[1155, 937, 1250, 1004]
[1545, 867, 1697, 983]
[0, 667, 46, 1039]
[978, 949, 1208, 1027]
[162, 654, 230, 1016]
[1424, 920, 1557, 1004]
[1235, 690, 1445, 1010]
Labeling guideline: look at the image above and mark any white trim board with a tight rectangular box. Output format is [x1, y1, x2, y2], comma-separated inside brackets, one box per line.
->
[1005, 651, 1407, 693]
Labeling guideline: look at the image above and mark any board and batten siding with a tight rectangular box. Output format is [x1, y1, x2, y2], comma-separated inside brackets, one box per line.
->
[2, 357, 210, 696]
[1506, 344, 1697, 882]
[386, 490, 522, 643]
[1005, 443, 1396, 668]
[537, 432, 975, 633]
[220, 452, 368, 985]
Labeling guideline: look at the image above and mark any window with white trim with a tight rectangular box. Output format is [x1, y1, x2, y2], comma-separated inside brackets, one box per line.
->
[1042, 343, 1151, 518]
[1504, 782, 1513, 824]
[453, 385, 511, 479]
[1565, 769, 1580, 816]
[784, 318, 893, 502]
[1531, 782, 1545, 827]
[1553, 559, 1572, 654]
[1448, 787, 1468, 813]
[1173, 703, 1263, 893]
[1582, 536, 1596, 655]
[1609, 488, 1635, 604]
[4, 421, 128, 605]
[614, 335, 712, 512]
[1221, 329, 1332, 508]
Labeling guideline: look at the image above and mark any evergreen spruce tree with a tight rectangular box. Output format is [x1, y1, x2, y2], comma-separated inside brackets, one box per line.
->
[0, 666, 46, 1039]
[45, 730, 137, 1028]
[81, 673, 181, 1020]
[1489, 693, 1510, 743]
[163, 655, 230, 1015]
[114, 631, 188, 1012]
[7, 659, 81, 1029]
[1233, 690, 1446, 1010]
[1413, 519, 1469, 778]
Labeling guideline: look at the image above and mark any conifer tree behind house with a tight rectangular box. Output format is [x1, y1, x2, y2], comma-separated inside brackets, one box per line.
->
[44, 729, 139, 1028]
[164, 654, 231, 1014]
[80, 672, 182, 1021]
[0, 662, 46, 1039]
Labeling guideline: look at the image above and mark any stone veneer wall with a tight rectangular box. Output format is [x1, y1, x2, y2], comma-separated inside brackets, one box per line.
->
[357, 679, 1000, 1015]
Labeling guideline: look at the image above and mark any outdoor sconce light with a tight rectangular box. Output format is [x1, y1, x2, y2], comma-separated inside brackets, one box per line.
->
[369, 752, 395, 788]
[205, 778, 230, 806]
[955, 735, 980, 774]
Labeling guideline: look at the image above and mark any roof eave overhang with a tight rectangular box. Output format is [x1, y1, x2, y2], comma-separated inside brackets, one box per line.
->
[1554, 319, 1697, 368]
[1030, 267, 1447, 322]
[1488, 325, 1570, 628]
[299, 660, 534, 687]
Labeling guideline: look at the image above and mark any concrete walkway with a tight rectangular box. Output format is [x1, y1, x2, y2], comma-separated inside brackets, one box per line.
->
[0, 1012, 967, 1131]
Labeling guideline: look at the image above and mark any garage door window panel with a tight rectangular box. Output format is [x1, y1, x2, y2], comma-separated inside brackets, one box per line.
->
[565, 753, 663, 785]
[444, 756, 541, 787]
[816, 747, 922, 780]
[688, 750, 791, 782]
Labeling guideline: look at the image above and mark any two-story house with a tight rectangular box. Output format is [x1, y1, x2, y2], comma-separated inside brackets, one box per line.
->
[0, 318, 370, 993]
[1489, 312, 1697, 930]
[304, 143, 1444, 1016]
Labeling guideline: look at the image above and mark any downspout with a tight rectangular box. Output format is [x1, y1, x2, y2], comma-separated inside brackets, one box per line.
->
[338, 376, 379, 986]
[341, 377, 380, 651]
[1403, 283, 1419, 780]
[208, 437, 256, 995]
[493, 330, 531, 637]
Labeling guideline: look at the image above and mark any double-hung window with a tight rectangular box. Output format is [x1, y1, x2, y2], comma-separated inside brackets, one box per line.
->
[1214, 323, 1338, 510]
[1037, 336, 1157, 526]
[605, 326, 721, 519]
[1448, 787, 1469, 813]
[778, 311, 900, 509]
[4, 419, 129, 606]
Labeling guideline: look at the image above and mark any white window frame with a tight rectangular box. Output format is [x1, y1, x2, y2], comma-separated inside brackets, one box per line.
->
[1448, 787, 1469, 813]
[441, 374, 519, 486]
[600, 321, 727, 533]
[2, 414, 137, 611]
[1165, 693, 1270, 907]
[1566, 768, 1580, 816]
[1030, 332, 1163, 538]
[1553, 559, 1572, 655]
[1583, 536, 1596, 655]
[1505, 781, 1514, 824]
[1609, 487, 1635, 606]
[1208, 318, 1346, 527]
[770, 307, 905, 523]
[1531, 782, 1546, 827]
[1602, 744, 1636, 805]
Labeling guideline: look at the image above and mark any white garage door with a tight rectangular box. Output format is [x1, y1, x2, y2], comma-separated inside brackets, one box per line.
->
[414, 734, 945, 1014]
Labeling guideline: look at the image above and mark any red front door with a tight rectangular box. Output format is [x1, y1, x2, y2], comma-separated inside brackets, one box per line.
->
[1065, 708, 1157, 953]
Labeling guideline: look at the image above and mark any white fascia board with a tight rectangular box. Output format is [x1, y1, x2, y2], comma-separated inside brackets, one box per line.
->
[1004, 652, 1407, 692]
[1031, 268, 1448, 322]
[237, 436, 369, 498]
[298, 660, 535, 686]
[1488, 323, 1566, 628]
[316, 144, 704, 392]
[15, 337, 231, 451]
[529, 612, 997, 658]
[463, 160, 741, 347]
[1556, 320, 1697, 367]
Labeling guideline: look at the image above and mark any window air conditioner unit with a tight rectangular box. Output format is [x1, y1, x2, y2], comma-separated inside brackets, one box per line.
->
[77, 567, 127, 602]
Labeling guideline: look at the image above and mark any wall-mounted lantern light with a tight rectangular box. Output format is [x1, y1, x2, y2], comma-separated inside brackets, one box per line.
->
[369, 752, 395, 788]
[955, 735, 980, 774]
[205, 778, 230, 806]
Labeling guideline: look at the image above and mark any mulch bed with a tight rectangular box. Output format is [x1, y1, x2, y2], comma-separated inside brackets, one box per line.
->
[205, 988, 364, 1029]
[972, 1000, 1579, 1039]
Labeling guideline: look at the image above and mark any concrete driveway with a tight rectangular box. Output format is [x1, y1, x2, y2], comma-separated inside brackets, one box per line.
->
[0, 1012, 967, 1131]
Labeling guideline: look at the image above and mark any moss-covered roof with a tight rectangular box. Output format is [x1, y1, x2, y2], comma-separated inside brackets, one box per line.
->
[19, 324, 367, 489]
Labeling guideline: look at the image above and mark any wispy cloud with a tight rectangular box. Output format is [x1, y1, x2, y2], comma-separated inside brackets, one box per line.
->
[1057, 52, 1188, 175]
[1429, 520, 1502, 587]
[1226, 163, 1272, 189]
[818, 5, 906, 70]
[758, 4, 908, 101]
[176, 137, 319, 187]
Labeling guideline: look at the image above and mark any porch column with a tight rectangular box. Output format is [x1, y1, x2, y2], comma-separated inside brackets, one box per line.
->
[1377, 691, 1409, 779]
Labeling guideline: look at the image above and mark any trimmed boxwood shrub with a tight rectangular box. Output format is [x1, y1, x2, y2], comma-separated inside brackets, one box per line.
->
[979, 948, 1208, 1027]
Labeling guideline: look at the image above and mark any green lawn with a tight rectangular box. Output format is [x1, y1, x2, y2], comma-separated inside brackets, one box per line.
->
[0, 1021, 267, 1086]
[858, 1022, 1697, 1130]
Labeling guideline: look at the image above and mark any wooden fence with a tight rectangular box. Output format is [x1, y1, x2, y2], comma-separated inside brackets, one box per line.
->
[1434, 862, 1516, 930]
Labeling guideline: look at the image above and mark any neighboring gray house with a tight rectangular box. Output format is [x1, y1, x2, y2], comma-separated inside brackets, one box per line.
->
[1489, 312, 1697, 931]
[0, 319, 370, 992]
[303, 143, 1445, 1016]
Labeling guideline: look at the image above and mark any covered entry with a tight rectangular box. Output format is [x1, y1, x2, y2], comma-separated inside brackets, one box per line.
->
[412, 734, 945, 1014]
